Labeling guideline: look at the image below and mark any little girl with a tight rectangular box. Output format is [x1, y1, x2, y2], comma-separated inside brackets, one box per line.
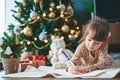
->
[66, 17, 115, 74]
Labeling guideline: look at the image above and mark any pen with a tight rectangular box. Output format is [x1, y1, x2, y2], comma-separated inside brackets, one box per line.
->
[61, 50, 75, 66]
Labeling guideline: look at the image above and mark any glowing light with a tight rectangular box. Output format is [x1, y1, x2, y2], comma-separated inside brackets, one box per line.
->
[27, 41, 31, 45]
[20, 41, 23, 44]
[28, 18, 32, 21]
[55, 28, 58, 31]
[70, 30, 75, 34]
[24, 47, 27, 51]
[56, 5, 60, 9]
[34, 37, 37, 41]
[51, 35, 55, 39]
[43, 13, 46, 17]
[49, 8, 53, 11]
[44, 39, 48, 43]
[68, 35, 71, 38]
[37, 16, 40, 19]
[65, 19, 68, 21]
[75, 34, 78, 37]
[61, 36, 64, 40]
[60, 14, 64, 18]
[61, 11, 64, 14]
[76, 27, 79, 30]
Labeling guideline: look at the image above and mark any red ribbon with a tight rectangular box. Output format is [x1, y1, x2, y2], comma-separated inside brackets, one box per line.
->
[32, 55, 46, 61]
[19, 60, 29, 64]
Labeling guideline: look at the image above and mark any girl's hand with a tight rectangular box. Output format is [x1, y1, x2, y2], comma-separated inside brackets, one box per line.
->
[105, 55, 115, 66]
[78, 66, 91, 73]
[78, 65, 97, 73]
[68, 66, 80, 74]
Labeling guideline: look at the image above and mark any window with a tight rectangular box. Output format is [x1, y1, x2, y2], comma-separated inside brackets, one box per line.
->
[0, 0, 5, 37]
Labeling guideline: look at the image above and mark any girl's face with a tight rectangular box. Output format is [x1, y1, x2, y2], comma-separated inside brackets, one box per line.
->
[85, 33, 103, 52]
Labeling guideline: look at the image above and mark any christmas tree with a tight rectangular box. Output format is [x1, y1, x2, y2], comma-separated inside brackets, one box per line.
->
[6, 0, 80, 56]
[0, 29, 22, 58]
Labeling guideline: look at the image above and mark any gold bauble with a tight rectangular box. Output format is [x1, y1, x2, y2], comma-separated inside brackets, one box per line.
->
[34, 0, 40, 4]
[17, 7, 22, 12]
[9, 53, 14, 59]
[67, 5, 72, 12]
[49, 12, 55, 18]
[61, 24, 70, 33]
[30, 11, 38, 20]
[23, 26, 32, 36]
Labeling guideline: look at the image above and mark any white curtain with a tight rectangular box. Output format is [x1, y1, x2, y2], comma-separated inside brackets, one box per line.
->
[0, 0, 5, 37]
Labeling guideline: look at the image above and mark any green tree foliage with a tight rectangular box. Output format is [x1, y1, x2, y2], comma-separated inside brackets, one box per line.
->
[4, 0, 81, 55]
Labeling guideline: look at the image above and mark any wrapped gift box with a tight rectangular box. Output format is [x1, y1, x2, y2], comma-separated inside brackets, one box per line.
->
[19, 55, 46, 72]
[19, 60, 32, 72]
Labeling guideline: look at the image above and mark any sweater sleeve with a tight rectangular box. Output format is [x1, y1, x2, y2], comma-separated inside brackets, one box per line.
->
[94, 49, 115, 69]
[66, 44, 83, 67]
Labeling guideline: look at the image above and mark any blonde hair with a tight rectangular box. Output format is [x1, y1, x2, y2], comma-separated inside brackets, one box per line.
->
[80, 17, 109, 43]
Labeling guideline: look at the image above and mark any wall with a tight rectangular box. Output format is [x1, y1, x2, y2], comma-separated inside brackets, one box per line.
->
[72, 0, 91, 27]
[5, 0, 14, 27]
[0, 0, 5, 37]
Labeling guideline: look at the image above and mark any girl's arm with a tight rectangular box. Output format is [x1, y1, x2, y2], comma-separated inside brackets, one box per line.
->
[77, 55, 115, 73]
[66, 44, 83, 74]
[67, 44, 83, 67]
[94, 51, 115, 69]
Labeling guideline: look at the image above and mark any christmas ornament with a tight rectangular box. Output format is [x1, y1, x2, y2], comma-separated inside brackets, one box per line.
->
[50, 2, 55, 8]
[23, 26, 32, 37]
[4, 46, 13, 55]
[75, 30, 81, 36]
[14, 26, 21, 35]
[67, 5, 73, 14]
[17, 7, 22, 12]
[61, 24, 70, 33]
[30, 11, 38, 20]
[67, 5, 72, 12]
[69, 34, 76, 41]
[39, 29, 47, 41]
[34, 0, 40, 4]
[59, 1, 66, 11]
[49, 11, 55, 18]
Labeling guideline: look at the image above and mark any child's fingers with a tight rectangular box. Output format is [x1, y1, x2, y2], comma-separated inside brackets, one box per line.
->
[79, 68, 90, 73]
[72, 69, 80, 74]
[68, 66, 80, 74]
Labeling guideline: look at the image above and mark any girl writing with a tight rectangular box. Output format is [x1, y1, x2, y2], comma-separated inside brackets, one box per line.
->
[66, 17, 114, 74]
